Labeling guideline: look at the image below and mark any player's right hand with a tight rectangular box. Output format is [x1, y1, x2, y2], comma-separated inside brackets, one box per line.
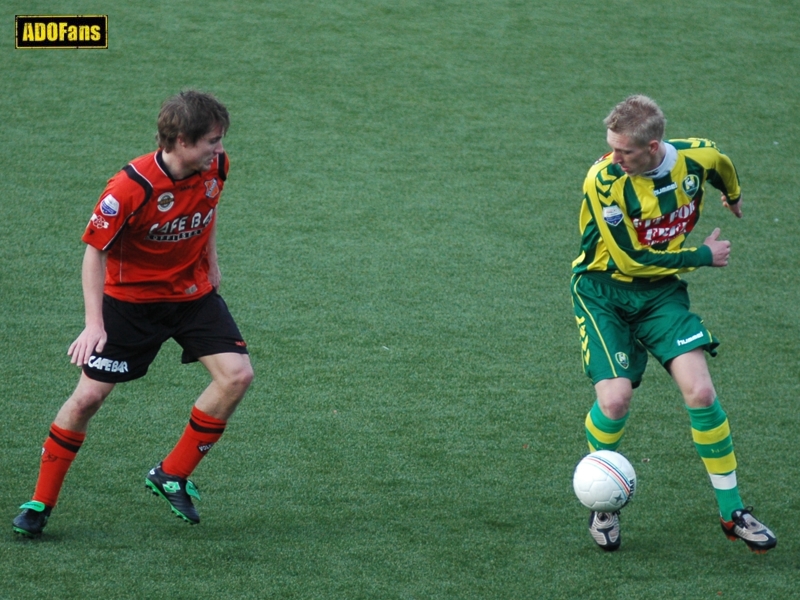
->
[68, 325, 107, 367]
[703, 227, 731, 267]
[722, 193, 743, 218]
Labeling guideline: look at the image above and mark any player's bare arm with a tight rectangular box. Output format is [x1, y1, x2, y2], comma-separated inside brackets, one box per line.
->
[206, 221, 221, 290]
[68, 246, 108, 367]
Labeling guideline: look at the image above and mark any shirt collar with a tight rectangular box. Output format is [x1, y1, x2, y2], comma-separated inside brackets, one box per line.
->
[642, 142, 677, 179]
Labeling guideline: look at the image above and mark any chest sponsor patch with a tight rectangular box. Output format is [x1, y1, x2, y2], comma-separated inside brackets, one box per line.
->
[146, 209, 215, 242]
[632, 198, 699, 246]
[100, 194, 119, 216]
[602, 205, 624, 226]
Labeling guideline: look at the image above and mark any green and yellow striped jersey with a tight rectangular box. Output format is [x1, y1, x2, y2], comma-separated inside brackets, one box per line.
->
[572, 138, 741, 283]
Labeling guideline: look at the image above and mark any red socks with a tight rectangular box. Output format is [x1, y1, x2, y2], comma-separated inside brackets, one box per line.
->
[29, 407, 225, 507]
[32, 424, 86, 508]
[161, 406, 227, 478]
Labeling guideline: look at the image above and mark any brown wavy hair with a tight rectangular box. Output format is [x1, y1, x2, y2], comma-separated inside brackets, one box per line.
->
[156, 90, 229, 151]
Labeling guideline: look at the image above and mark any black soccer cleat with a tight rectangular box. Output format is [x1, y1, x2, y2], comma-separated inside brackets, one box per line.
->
[145, 463, 201, 524]
[13, 501, 52, 537]
[588, 511, 621, 551]
[720, 508, 776, 554]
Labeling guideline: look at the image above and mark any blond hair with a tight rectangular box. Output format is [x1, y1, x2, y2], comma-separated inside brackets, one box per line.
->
[604, 95, 665, 146]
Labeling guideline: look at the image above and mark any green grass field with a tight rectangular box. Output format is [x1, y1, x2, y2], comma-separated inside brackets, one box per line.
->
[2, 1, 799, 598]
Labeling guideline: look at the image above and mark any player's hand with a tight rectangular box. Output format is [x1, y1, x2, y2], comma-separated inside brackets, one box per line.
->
[68, 324, 107, 367]
[703, 228, 731, 267]
[722, 193, 743, 218]
[208, 264, 221, 290]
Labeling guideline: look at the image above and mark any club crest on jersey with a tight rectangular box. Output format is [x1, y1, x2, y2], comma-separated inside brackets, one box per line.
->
[682, 175, 700, 198]
[157, 192, 175, 212]
[615, 352, 629, 369]
[603, 205, 624, 226]
[205, 178, 220, 199]
[100, 194, 119, 216]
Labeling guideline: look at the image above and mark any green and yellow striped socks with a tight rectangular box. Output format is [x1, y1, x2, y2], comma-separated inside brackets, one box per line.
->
[585, 400, 628, 452]
[687, 399, 744, 521]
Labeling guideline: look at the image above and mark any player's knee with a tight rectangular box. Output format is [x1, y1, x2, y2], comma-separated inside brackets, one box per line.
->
[219, 358, 254, 395]
[683, 382, 716, 408]
[598, 396, 630, 421]
[595, 378, 633, 420]
[236, 361, 254, 391]
[63, 389, 107, 422]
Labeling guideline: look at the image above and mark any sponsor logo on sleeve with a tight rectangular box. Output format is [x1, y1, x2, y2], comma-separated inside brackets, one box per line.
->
[90, 213, 109, 229]
[602, 205, 624, 226]
[100, 194, 119, 216]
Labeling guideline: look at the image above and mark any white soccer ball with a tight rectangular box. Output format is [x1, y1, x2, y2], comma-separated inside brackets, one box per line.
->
[572, 450, 637, 512]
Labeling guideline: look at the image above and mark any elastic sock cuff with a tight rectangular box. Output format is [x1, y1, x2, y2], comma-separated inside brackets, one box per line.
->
[686, 398, 726, 430]
[589, 400, 629, 432]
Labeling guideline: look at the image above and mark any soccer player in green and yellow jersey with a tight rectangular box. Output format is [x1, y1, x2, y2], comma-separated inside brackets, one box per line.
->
[570, 95, 776, 553]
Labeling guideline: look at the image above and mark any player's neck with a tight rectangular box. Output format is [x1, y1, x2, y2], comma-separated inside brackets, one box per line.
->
[648, 141, 666, 172]
[160, 149, 195, 181]
[641, 141, 670, 178]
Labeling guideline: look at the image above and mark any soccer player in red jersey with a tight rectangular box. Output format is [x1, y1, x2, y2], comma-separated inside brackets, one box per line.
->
[13, 91, 253, 535]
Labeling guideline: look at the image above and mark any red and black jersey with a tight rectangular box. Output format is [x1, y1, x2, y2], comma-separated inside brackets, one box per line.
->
[82, 150, 228, 302]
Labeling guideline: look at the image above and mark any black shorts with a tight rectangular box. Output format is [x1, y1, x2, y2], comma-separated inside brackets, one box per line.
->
[83, 291, 248, 383]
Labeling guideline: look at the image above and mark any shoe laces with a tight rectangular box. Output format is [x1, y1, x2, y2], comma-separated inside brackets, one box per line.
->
[731, 507, 759, 528]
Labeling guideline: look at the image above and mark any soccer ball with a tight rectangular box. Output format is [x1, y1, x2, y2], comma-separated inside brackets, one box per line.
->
[572, 450, 637, 512]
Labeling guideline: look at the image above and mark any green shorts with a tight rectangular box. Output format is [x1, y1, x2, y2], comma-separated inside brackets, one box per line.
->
[570, 272, 718, 387]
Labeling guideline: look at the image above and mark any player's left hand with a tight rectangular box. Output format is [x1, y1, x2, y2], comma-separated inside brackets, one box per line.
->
[722, 193, 743, 218]
[209, 264, 221, 290]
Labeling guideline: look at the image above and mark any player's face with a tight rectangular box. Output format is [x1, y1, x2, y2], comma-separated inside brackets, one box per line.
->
[606, 130, 658, 176]
[178, 125, 226, 173]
